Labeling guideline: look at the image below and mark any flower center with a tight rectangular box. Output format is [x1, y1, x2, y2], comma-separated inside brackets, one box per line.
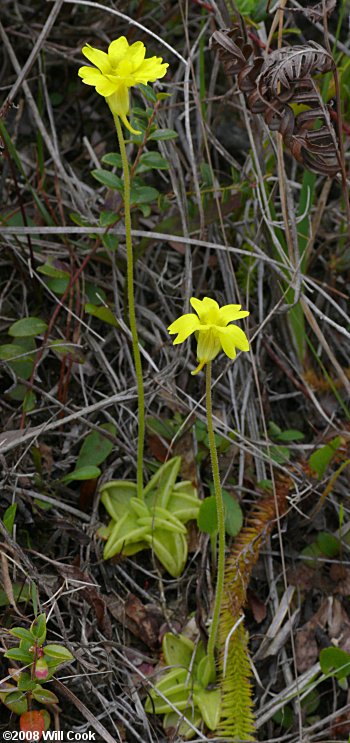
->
[202, 307, 220, 327]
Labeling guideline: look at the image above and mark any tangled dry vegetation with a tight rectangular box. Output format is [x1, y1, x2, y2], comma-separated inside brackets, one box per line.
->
[1, 0, 350, 741]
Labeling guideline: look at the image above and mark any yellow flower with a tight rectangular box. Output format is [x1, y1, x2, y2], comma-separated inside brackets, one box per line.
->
[78, 36, 168, 134]
[168, 297, 250, 375]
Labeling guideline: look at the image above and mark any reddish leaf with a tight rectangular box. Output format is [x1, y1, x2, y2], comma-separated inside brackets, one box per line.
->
[78, 477, 98, 512]
[147, 434, 169, 463]
[124, 593, 164, 649]
[247, 589, 267, 624]
[20, 710, 45, 740]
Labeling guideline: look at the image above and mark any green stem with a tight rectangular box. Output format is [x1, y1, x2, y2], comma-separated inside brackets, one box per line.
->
[114, 115, 145, 500]
[205, 362, 225, 672]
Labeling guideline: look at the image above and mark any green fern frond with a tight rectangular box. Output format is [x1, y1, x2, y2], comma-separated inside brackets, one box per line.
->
[218, 478, 290, 739]
[219, 621, 255, 740]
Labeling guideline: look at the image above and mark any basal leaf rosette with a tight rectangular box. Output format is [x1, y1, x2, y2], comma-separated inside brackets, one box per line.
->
[145, 632, 221, 738]
[99, 457, 201, 577]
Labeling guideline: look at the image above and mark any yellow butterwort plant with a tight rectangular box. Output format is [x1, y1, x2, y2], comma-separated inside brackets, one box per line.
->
[78, 37, 168, 500]
[169, 296, 250, 675]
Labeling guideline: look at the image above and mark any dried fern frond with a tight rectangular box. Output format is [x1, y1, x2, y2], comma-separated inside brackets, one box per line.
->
[211, 27, 340, 176]
[218, 477, 290, 739]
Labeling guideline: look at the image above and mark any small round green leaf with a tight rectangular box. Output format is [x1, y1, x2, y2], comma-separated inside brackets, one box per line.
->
[32, 686, 59, 705]
[197, 496, 217, 536]
[9, 317, 48, 337]
[149, 128, 178, 141]
[62, 466, 101, 482]
[130, 184, 159, 205]
[222, 490, 243, 537]
[30, 613, 47, 643]
[101, 153, 122, 168]
[320, 647, 350, 679]
[3, 503, 17, 536]
[9, 627, 34, 642]
[91, 169, 122, 190]
[76, 425, 116, 469]
[4, 690, 28, 715]
[85, 304, 119, 328]
[137, 152, 169, 172]
[317, 531, 340, 558]
[4, 648, 34, 663]
[43, 644, 74, 662]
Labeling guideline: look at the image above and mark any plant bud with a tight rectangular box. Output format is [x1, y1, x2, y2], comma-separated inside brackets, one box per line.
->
[35, 657, 49, 680]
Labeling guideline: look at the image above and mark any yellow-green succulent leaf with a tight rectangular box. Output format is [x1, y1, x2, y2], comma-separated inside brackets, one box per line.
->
[146, 668, 188, 701]
[129, 497, 149, 518]
[103, 512, 149, 559]
[145, 688, 191, 714]
[100, 480, 137, 520]
[96, 523, 113, 540]
[152, 506, 188, 530]
[162, 633, 195, 667]
[144, 530, 187, 577]
[196, 654, 216, 688]
[163, 709, 202, 740]
[167, 491, 201, 522]
[119, 539, 149, 556]
[193, 688, 221, 731]
[173, 481, 198, 496]
[137, 516, 186, 534]
[143, 456, 181, 507]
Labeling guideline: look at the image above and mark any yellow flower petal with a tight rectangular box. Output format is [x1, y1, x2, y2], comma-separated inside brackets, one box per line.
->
[82, 44, 111, 74]
[190, 297, 220, 323]
[116, 58, 134, 78]
[95, 76, 119, 97]
[120, 114, 142, 136]
[197, 329, 221, 363]
[106, 85, 130, 117]
[78, 66, 103, 85]
[217, 325, 250, 358]
[218, 304, 249, 325]
[168, 314, 201, 343]
[108, 36, 130, 66]
[191, 360, 206, 376]
[128, 41, 146, 69]
[133, 57, 169, 83]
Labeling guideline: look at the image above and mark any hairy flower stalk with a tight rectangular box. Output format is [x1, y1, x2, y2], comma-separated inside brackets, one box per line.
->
[168, 297, 249, 672]
[79, 37, 168, 500]
[204, 360, 226, 674]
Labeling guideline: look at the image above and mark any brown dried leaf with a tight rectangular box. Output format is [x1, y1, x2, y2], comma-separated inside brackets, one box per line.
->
[330, 687, 350, 737]
[305, 0, 337, 22]
[38, 443, 53, 475]
[211, 25, 339, 176]
[124, 593, 163, 649]
[295, 626, 319, 673]
[58, 564, 112, 639]
[296, 598, 350, 672]
[147, 434, 169, 463]
[247, 589, 267, 624]
[329, 564, 350, 595]
[1, 552, 18, 613]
